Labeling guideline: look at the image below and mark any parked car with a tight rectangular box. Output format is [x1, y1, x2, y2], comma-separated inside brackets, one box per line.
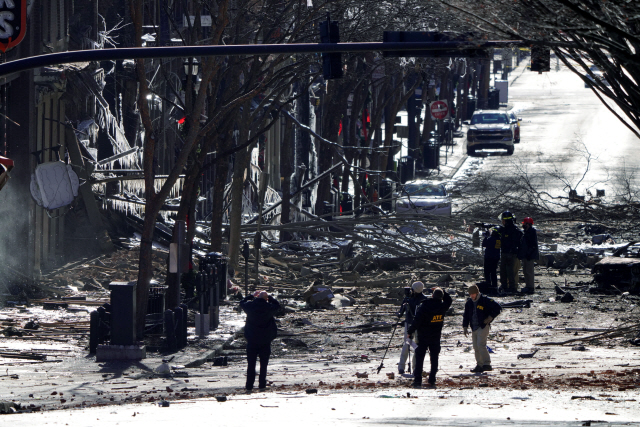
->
[507, 110, 522, 143]
[464, 109, 515, 155]
[395, 181, 452, 216]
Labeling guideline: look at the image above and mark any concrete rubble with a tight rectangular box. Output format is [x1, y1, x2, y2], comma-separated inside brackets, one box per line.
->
[0, 213, 639, 423]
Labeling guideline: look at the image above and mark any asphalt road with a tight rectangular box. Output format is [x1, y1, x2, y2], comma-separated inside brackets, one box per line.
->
[467, 59, 640, 203]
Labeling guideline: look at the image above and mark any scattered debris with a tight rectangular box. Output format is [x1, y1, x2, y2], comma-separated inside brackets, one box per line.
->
[592, 256, 640, 294]
[560, 292, 575, 303]
[517, 349, 539, 359]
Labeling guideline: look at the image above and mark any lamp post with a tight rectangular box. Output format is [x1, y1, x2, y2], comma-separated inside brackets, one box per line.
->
[182, 58, 200, 130]
[242, 240, 250, 297]
[183, 58, 200, 97]
[183, 57, 199, 77]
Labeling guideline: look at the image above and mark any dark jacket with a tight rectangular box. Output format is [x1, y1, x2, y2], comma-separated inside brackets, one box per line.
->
[397, 292, 427, 324]
[482, 233, 501, 260]
[518, 227, 539, 261]
[498, 222, 522, 255]
[462, 294, 502, 330]
[240, 295, 280, 347]
[407, 292, 452, 343]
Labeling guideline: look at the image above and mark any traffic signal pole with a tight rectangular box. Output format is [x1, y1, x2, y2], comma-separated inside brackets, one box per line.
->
[0, 41, 526, 78]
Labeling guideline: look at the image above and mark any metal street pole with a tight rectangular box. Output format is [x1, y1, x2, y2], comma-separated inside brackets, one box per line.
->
[0, 41, 527, 78]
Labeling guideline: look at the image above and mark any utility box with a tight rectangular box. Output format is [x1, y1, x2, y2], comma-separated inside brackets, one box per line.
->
[423, 142, 440, 170]
[495, 80, 509, 104]
[488, 88, 500, 109]
[399, 156, 415, 184]
[199, 252, 228, 330]
[108, 281, 137, 346]
[379, 179, 396, 212]
[466, 95, 476, 120]
[339, 192, 353, 215]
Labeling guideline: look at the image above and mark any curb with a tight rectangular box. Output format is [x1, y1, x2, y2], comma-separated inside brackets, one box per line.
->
[183, 345, 224, 368]
[449, 152, 468, 179]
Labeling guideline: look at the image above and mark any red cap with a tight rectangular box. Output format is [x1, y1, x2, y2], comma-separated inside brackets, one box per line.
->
[522, 217, 534, 225]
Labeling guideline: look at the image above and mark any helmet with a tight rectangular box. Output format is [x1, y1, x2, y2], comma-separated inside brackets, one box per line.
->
[522, 217, 534, 225]
[411, 281, 425, 293]
[499, 211, 514, 221]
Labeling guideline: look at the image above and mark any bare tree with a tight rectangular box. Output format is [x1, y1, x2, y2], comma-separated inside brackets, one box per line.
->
[441, 0, 640, 138]
[129, 0, 222, 338]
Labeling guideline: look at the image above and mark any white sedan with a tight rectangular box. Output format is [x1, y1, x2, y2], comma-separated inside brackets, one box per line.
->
[395, 181, 452, 216]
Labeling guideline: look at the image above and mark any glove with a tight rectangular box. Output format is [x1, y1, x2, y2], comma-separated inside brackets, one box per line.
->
[463, 327, 469, 337]
[483, 315, 494, 325]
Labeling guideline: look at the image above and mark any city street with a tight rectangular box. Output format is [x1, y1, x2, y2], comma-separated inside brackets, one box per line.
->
[1, 1, 640, 426]
[7, 386, 640, 427]
[463, 58, 640, 202]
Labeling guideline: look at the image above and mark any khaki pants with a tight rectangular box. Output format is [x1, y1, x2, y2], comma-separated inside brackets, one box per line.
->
[500, 253, 518, 290]
[472, 325, 491, 367]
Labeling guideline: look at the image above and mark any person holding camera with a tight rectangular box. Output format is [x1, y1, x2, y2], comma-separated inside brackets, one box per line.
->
[240, 290, 280, 392]
[396, 281, 427, 375]
[406, 287, 452, 388]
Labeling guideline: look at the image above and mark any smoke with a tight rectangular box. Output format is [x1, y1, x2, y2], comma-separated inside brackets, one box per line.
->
[0, 180, 32, 300]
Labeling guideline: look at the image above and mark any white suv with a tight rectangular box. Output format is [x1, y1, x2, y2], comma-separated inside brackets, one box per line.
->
[465, 110, 515, 155]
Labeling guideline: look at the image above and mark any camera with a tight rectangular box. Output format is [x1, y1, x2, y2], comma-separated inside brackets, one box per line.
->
[403, 287, 412, 297]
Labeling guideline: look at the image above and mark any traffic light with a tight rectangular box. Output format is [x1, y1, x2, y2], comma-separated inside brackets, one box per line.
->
[319, 18, 343, 79]
[382, 31, 490, 59]
[530, 46, 551, 72]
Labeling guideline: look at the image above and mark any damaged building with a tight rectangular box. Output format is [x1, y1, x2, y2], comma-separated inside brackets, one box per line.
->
[0, 1, 308, 290]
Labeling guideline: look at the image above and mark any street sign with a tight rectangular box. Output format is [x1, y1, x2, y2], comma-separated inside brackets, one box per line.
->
[0, 0, 27, 53]
[430, 100, 449, 120]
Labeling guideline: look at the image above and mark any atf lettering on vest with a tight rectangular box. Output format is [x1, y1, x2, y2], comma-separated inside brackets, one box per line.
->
[430, 314, 443, 323]
[477, 305, 484, 310]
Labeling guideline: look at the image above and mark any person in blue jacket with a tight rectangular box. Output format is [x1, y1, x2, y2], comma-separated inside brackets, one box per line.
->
[240, 290, 280, 392]
[462, 284, 502, 373]
[407, 287, 452, 388]
[482, 228, 501, 289]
